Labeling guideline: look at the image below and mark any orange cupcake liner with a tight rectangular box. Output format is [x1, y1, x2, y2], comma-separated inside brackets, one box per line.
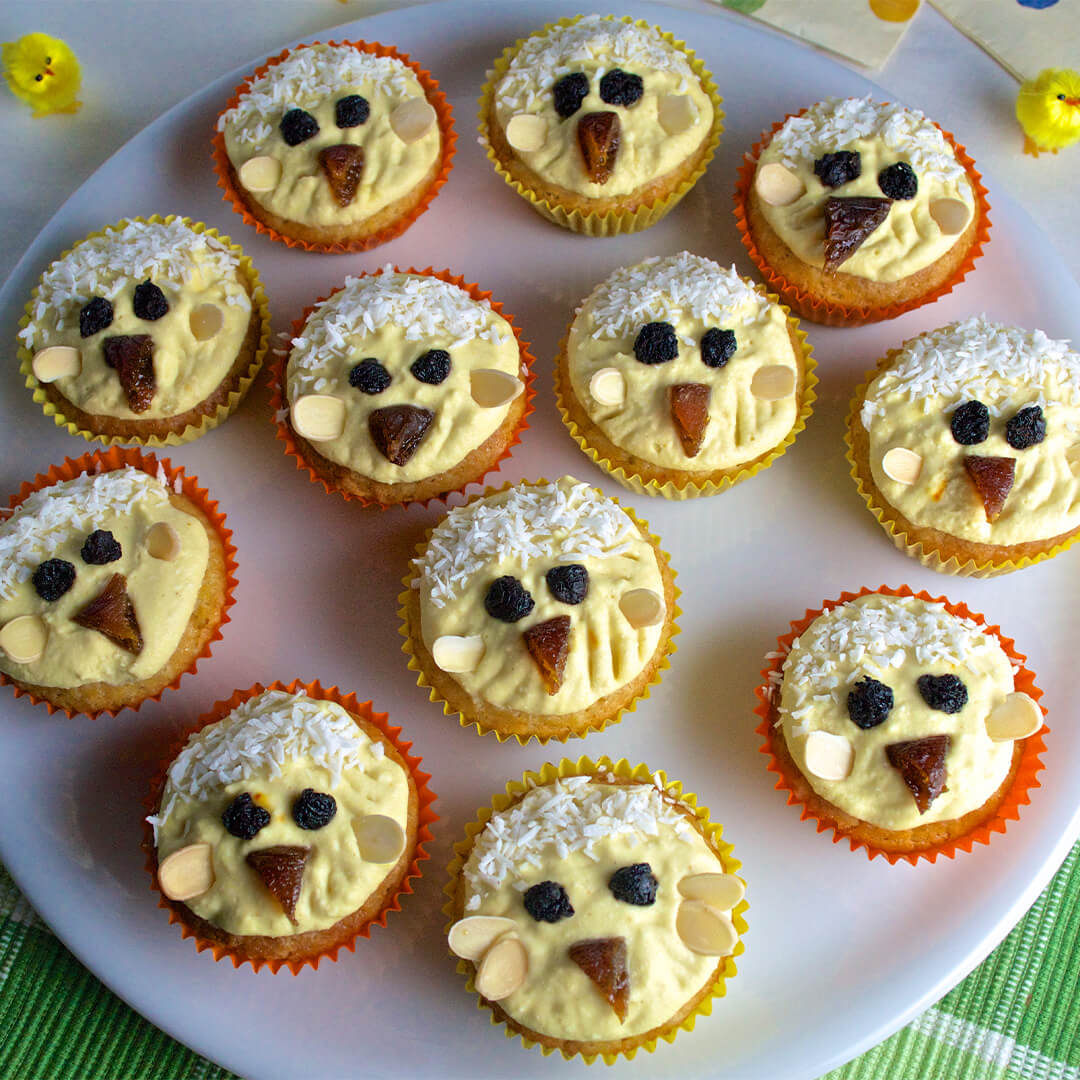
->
[753, 584, 1046, 865]
[733, 114, 992, 327]
[142, 677, 438, 974]
[0, 447, 237, 719]
[398, 477, 680, 744]
[212, 41, 456, 254]
[270, 266, 536, 510]
[442, 755, 748, 1064]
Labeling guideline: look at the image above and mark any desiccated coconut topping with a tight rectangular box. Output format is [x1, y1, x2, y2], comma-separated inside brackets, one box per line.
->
[464, 776, 693, 906]
[861, 315, 1080, 428]
[770, 97, 969, 187]
[495, 15, 694, 113]
[289, 272, 511, 375]
[416, 477, 638, 608]
[0, 468, 172, 601]
[582, 252, 770, 340]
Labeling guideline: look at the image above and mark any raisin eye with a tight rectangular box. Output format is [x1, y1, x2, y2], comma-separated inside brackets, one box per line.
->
[546, 564, 588, 604]
[1006, 405, 1046, 450]
[609, 863, 657, 905]
[847, 676, 893, 729]
[950, 400, 990, 445]
[523, 880, 574, 922]
[410, 349, 451, 385]
[280, 108, 319, 146]
[32, 559, 75, 601]
[701, 328, 737, 369]
[79, 296, 113, 338]
[484, 576, 534, 622]
[222, 792, 271, 839]
[81, 530, 122, 565]
[553, 72, 589, 119]
[133, 281, 169, 321]
[335, 94, 370, 128]
[878, 161, 918, 200]
[599, 69, 643, 108]
[349, 359, 391, 395]
[634, 321, 678, 365]
[917, 673, 968, 714]
[814, 151, 860, 188]
[293, 789, 337, 830]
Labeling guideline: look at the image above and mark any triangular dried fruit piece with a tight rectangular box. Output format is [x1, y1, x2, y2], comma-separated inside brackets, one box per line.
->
[522, 615, 571, 695]
[568, 937, 629, 1022]
[669, 383, 710, 457]
[368, 405, 434, 466]
[885, 735, 950, 814]
[823, 196, 891, 271]
[577, 111, 620, 185]
[72, 573, 143, 654]
[246, 845, 310, 924]
[963, 455, 1015, 522]
[102, 334, 156, 413]
[319, 144, 365, 207]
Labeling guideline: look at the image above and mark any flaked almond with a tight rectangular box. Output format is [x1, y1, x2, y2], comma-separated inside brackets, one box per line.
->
[32, 345, 81, 383]
[619, 588, 663, 629]
[750, 364, 795, 401]
[475, 935, 528, 1000]
[930, 198, 970, 236]
[354, 814, 405, 864]
[239, 155, 282, 192]
[292, 394, 346, 442]
[189, 303, 224, 341]
[882, 446, 922, 485]
[657, 93, 697, 135]
[589, 367, 625, 407]
[158, 843, 215, 901]
[432, 634, 485, 673]
[0, 615, 48, 664]
[677, 872, 745, 911]
[985, 692, 1042, 742]
[447, 916, 518, 961]
[146, 521, 181, 561]
[676, 900, 738, 956]
[506, 113, 547, 152]
[803, 730, 854, 781]
[755, 162, 805, 206]
[470, 369, 523, 408]
[391, 98, 436, 143]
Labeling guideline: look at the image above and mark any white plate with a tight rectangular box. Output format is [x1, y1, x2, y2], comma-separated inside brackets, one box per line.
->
[1, 3, 1079, 1078]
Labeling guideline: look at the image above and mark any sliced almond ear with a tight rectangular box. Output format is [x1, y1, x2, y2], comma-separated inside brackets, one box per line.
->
[619, 589, 664, 629]
[470, 369, 523, 408]
[354, 814, 405, 863]
[292, 394, 346, 442]
[238, 155, 282, 192]
[755, 162, 805, 207]
[677, 873, 745, 910]
[589, 367, 625, 407]
[750, 365, 795, 401]
[985, 692, 1042, 741]
[447, 916, 518, 961]
[432, 634, 485, 673]
[475, 935, 528, 1000]
[506, 113, 547, 152]
[189, 304, 223, 342]
[146, 521, 181, 561]
[657, 93, 697, 135]
[0, 615, 48, 664]
[158, 843, 215, 901]
[32, 345, 81, 382]
[803, 730, 854, 781]
[882, 447, 922, 485]
[676, 900, 738, 956]
[930, 198, 970, 235]
[391, 98, 436, 143]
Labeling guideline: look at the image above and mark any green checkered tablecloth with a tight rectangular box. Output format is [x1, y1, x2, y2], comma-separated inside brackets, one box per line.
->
[1, 846, 1078, 1080]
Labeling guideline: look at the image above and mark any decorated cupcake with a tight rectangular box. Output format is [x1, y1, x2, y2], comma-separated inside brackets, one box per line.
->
[736, 97, 989, 325]
[0, 452, 233, 717]
[215, 41, 454, 251]
[555, 252, 815, 498]
[757, 588, 1045, 861]
[277, 269, 532, 507]
[848, 316, 1080, 575]
[445, 760, 747, 1063]
[481, 15, 722, 235]
[147, 684, 433, 971]
[401, 477, 677, 742]
[18, 217, 268, 446]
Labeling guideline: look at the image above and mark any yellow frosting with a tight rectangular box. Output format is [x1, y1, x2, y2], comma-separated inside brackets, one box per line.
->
[222, 44, 439, 228]
[0, 469, 209, 689]
[779, 594, 1016, 830]
[416, 478, 665, 716]
[154, 691, 411, 938]
[493, 16, 713, 199]
[567, 253, 799, 470]
[756, 97, 975, 283]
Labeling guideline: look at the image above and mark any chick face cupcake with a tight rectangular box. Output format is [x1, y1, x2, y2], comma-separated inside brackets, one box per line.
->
[281, 270, 531, 506]
[402, 477, 678, 742]
[556, 252, 814, 497]
[482, 15, 721, 234]
[19, 218, 266, 444]
[849, 316, 1080, 574]
[216, 42, 452, 250]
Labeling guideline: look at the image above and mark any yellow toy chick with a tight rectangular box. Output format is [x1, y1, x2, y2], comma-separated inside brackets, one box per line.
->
[1016, 68, 1080, 156]
[2, 33, 81, 116]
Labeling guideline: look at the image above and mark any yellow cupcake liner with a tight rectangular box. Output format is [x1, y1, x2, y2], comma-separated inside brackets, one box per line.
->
[554, 290, 817, 498]
[845, 357, 1080, 577]
[397, 477, 680, 743]
[442, 755, 748, 1064]
[478, 15, 724, 236]
[18, 214, 271, 448]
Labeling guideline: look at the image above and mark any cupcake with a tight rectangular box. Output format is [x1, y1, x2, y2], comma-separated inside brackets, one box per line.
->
[445, 760, 747, 1063]
[277, 269, 532, 507]
[18, 217, 268, 445]
[555, 251, 815, 498]
[757, 589, 1046, 861]
[848, 316, 1080, 576]
[736, 96, 989, 325]
[215, 41, 453, 251]
[481, 15, 722, 235]
[147, 684, 433, 971]
[401, 477, 677, 742]
[0, 453, 233, 717]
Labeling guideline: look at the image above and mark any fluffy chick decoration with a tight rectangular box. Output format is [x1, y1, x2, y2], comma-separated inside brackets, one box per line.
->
[1016, 68, 1080, 156]
[2, 33, 81, 116]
